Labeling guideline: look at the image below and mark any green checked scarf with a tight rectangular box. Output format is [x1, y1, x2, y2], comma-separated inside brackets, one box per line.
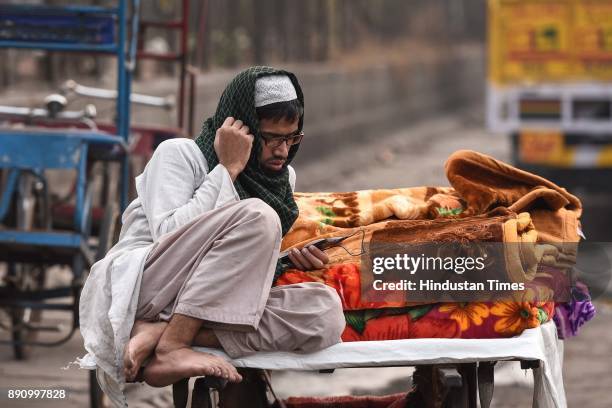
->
[195, 66, 303, 238]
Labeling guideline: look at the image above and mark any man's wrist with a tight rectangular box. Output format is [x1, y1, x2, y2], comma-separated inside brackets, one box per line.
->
[221, 163, 241, 181]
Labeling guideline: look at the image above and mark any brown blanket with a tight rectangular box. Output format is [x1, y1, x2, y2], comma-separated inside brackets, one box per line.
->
[445, 150, 581, 242]
[277, 150, 581, 309]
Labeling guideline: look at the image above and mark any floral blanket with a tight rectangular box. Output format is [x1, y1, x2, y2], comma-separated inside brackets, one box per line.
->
[341, 301, 556, 341]
[275, 150, 588, 340]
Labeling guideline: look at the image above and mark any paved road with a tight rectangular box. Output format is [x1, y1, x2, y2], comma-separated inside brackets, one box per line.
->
[1, 109, 611, 407]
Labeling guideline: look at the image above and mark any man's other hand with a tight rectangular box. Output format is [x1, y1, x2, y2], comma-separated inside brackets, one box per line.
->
[287, 245, 329, 271]
[214, 117, 254, 180]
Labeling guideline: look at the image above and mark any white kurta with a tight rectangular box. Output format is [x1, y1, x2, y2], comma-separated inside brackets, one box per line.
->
[77, 138, 295, 407]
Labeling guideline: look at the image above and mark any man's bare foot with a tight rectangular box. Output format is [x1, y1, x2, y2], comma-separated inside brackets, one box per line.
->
[143, 346, 242, 387]
[123, 320, 167, 382]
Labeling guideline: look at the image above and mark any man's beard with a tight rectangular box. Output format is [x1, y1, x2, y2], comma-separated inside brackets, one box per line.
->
[259, 157, 287, 176]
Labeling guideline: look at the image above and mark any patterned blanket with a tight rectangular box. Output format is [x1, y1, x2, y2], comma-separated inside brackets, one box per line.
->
[275, 150, 583, 340]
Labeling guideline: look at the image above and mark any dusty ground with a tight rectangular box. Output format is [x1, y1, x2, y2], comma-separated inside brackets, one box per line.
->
[1, 108, 611, 407]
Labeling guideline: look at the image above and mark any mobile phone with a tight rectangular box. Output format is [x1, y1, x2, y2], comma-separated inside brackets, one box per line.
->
[279, 235, 349, 269]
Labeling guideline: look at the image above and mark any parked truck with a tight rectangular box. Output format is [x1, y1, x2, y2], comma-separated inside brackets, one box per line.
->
[487, 0, 612, 192]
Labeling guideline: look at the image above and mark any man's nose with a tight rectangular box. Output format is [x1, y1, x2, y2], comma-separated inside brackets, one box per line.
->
[274, 141, 289, 156]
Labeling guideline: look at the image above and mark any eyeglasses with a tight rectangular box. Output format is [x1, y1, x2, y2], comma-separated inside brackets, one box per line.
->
[260, 131, 304, 149]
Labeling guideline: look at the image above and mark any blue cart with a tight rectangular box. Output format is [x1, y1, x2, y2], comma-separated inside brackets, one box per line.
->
[0, 1, 139, 406]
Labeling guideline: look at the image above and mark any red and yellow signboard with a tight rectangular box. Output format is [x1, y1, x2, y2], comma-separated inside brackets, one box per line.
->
[574, 0, 612, 78]
[489, 0, 612, 83]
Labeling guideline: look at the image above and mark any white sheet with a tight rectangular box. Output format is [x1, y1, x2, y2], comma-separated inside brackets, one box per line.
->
[194, 321, 565, 408]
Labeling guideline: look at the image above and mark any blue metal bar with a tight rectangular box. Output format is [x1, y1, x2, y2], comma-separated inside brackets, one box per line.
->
[0, 131, 128, 183]
[116, 0, 127, 142]
[0, 134, 83, 170]
[0, 230, 84, 248]
[0, 169, 19, 221]
[81, 177, 94, 235]
[74, 143, 89, 234]
[117, 0, 132, 211]
[127, 0, 141, 73]
[0, 41, 118, 53]
[0, 129, 128, 150]
[0, 5, 119, 16]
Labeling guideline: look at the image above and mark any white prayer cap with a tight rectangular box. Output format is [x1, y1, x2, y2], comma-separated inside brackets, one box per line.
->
[254, 75, 297, 107]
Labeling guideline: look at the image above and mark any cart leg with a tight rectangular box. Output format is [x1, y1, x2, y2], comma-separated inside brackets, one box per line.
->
[173, 378, 189, 408]
[458, 363, 478, 408]
[411, 365, 464, 408]
[218, 368, 268, 408]
[478, 362, 495, 408]
[438, 367, 464, 408]
[89, 370, 109, 408]
[520, 360, 541, 408]
[191, 377, 212, 408]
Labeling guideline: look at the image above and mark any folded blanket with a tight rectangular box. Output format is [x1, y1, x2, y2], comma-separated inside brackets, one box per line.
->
[445, 150, 582, 243]
[281, 187, 462, 251]
[553, 280, 596, 339]
[282, 150, 582, 250]
[276, 150, 583, 339]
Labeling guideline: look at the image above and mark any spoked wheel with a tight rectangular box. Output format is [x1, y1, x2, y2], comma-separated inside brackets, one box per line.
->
[9, 172, 49, 360]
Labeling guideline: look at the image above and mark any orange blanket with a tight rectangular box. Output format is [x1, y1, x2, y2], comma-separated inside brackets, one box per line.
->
[277, 150, 580, 311]
[275, 150, 581, 340]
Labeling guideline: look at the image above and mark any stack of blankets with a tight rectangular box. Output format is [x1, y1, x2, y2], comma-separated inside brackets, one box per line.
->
[275, 150, 593, 341]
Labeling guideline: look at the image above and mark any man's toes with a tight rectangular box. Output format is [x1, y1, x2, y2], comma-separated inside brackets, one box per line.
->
[214, 359, 234, 379]
[214, 367, 226, 379]
[221, 364, 241, 382]
[203, 365, 219, 377]
[212, 364, 223, 377]
[204, 358, 234, 380]
[221, 364, 236, 380]
[230, 370, 242, 383]
[222, 363, 236, 377]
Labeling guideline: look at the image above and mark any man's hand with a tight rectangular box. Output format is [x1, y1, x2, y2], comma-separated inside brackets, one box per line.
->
[287, 245, 329, 271]
[214, 117, 254, 181]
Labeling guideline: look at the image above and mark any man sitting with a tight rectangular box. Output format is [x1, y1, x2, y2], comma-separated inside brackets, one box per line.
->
[79, 67, 345, 400]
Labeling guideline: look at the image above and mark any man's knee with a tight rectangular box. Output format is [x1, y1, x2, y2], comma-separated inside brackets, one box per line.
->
[239, 198, 281, 236]
[293, 283, 345, 350]
[319, 285, 345, 340]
